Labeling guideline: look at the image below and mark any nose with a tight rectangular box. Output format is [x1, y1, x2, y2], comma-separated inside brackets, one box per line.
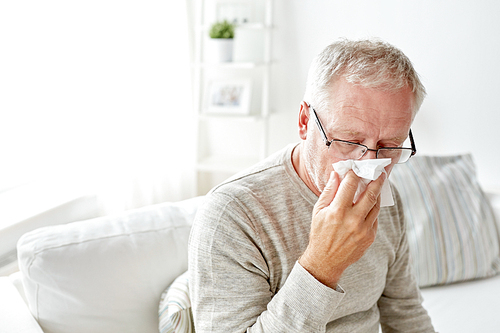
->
[361, 148, 378, 160]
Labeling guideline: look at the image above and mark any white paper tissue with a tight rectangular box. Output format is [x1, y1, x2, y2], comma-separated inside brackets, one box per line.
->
[332, 158, 394, 207]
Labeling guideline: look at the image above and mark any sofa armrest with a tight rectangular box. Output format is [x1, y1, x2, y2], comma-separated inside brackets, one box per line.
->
[0, 277, 44, 333]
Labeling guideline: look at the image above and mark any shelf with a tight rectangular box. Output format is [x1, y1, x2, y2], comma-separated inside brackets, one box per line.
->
[194, 0, 273, 194]
[197, 155, 259, 174]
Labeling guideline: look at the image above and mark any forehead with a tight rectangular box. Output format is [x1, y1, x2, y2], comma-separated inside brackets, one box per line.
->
[323, 78, 414, 140]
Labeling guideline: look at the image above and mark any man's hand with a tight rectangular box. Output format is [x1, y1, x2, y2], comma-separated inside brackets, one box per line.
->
[298, 170, 385, 289]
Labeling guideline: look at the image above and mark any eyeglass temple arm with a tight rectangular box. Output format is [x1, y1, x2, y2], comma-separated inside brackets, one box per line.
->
[309, 105, 331, 147]
[409, 129, 417, 156]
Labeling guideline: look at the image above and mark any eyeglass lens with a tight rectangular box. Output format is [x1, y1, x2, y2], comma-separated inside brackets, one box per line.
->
[328, 141, 412, 164]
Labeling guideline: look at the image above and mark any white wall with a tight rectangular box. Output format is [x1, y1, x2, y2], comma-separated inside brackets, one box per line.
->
[268, 0, 500, 190]
[1, 1, 195, 211]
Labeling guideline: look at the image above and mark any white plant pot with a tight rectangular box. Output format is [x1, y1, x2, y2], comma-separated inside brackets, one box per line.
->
[209, 38, 234, 63]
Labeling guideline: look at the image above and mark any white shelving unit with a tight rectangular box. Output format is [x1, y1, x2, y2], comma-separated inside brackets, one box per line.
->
[193, 0, 273, 195]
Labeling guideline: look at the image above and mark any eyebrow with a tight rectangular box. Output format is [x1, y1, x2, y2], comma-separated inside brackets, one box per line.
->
[331, 128, 407, 143]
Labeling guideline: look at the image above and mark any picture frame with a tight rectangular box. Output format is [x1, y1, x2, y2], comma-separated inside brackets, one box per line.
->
[206, 79, 252, 115]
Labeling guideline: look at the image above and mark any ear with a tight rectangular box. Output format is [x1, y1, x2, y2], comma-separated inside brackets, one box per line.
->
[298, 101, 310, 140]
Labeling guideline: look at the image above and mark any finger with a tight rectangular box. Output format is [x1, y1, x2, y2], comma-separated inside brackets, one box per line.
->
[313, 171, 340, 215]
[370, 217, 379, 238]
[365, 195, 381, 225]
[355, 172, 386, 214]
[332, 170, 360, 207]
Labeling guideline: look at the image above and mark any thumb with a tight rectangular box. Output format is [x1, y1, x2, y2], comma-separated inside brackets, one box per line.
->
[313, 171, 340, 216]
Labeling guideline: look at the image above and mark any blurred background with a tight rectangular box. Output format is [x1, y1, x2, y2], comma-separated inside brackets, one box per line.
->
[1, 0, 499, 216]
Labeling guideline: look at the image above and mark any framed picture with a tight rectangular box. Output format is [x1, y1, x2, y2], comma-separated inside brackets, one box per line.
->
[206, 79, 252, 115]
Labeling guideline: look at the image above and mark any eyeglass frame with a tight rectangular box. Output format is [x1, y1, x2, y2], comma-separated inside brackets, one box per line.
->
[308, 104, 417, 163]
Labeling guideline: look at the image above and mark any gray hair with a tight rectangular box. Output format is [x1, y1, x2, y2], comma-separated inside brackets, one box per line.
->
[303, 38, 426, 116]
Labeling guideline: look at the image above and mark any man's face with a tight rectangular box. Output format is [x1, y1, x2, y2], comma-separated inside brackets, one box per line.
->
[303, 77, 415, 194]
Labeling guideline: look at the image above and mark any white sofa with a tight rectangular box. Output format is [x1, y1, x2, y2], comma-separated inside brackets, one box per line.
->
[0, 196, 205, 333]
[1, 155, 500, 333]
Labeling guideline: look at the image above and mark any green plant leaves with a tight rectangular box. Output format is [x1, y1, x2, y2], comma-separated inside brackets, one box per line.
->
[209, 20, 235, 39]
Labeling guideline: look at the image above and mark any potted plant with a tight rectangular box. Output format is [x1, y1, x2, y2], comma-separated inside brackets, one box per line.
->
[208, 20, 235, 63]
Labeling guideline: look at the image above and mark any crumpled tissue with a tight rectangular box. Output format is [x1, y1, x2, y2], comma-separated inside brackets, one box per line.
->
[332, 158, 394, 207]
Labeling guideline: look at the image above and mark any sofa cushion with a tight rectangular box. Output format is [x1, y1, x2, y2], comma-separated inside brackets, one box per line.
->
[390, 154, 500, 287]
[17, 196, 205, 333]
[158, 270, 193, 333]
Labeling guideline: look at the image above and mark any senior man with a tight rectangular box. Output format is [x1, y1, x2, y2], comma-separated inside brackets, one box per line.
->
[189, 39, 435, 332]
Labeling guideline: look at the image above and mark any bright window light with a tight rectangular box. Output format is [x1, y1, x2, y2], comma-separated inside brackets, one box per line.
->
[0, 1, 195, 209]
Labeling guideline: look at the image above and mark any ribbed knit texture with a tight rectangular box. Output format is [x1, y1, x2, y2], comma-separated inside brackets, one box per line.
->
[189, 144, 434, 332]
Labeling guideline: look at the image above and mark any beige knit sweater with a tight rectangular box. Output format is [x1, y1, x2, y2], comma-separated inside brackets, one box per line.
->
[189, 144, 435, 333]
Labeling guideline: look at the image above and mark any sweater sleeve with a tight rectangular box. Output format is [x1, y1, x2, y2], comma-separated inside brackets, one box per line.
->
[188, 192, 344, 333]
[377, 188, 436, 333]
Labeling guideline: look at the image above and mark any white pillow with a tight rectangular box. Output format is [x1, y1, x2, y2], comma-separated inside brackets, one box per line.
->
[390, 154, 500, 287]
[159, 271, 194, 333]
[17, 196, 204, 333]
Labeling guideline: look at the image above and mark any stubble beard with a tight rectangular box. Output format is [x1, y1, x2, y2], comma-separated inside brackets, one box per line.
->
[304, 144, 329, 195]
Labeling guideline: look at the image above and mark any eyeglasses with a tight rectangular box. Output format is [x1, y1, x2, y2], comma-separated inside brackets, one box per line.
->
[309, 105, 416, 164]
